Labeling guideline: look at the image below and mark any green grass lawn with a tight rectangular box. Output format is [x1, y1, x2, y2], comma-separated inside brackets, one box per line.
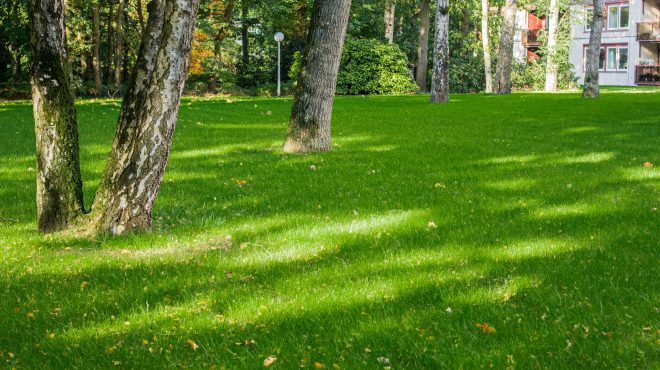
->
[0, 91, 658, 369]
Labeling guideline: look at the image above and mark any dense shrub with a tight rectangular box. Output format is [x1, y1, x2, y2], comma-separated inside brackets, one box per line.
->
[336, 39, 418, 95]
[511, 59, 577, 91]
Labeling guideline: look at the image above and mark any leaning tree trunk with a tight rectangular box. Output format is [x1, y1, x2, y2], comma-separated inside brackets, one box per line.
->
[583, 0, 604, 98]
[282, 0, 352, 153]
[482, 0, 493, 93]
[384, 0, 396, 44]
[416, 0, 430, 92]
[87, 0, 200, 235]
[114, 0, 125, 88]
[545, 0, 559, 92]
[430, 0, 450, 103]
[495, 0, 517, 94]
[30, 0, 85, 232]
[92, 3, 102, 93]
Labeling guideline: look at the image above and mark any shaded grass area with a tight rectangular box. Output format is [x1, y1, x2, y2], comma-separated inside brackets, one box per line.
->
[0, 91, 658, 369]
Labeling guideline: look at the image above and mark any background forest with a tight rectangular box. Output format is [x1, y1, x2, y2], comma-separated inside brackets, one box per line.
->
[0, 0, 576, 99]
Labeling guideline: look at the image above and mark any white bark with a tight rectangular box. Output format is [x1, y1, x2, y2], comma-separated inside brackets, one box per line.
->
[583, 0, 604, 98]
[482, 0, 493, 93]
[430, 0, 449, 103]
[545, 0, 560, 92]
[385, 0, 396, 44]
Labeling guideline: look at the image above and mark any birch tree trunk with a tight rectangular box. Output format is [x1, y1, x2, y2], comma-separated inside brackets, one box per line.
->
[545, 0, 559, 92]
[384, 0, 396, 44]
[92, 2, 102, 93]
[282, 0, 352, 153]
[87, 0, 201, 235]
[583, 0, 604, 98]
[114, 0, 125, 88]
[495, 0, 517, 94]
[482, 0, 493, 93]
[430, 0, 449, 103]
[416, 0, 430, 92]
[30, 0, 85, 232]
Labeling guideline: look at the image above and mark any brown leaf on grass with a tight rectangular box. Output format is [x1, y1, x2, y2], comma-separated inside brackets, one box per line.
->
[644, 162, 653, 168]
[187, 339, 199, 350]
[263, 356, 277, 367]
[475, 323, 496, 334]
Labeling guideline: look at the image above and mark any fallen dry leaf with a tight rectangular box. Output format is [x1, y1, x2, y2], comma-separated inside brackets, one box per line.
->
[475, 323, 496, 334]
[186, 339, 199, 350]
[263, 356, 277, 367]
[644, 162, 653, 168]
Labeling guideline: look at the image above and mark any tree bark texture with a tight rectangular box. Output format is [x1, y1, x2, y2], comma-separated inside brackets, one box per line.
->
[30, 0, 85, 232]
[241, 0, 249, 67]
[384, 0, 396, 44]
[481, 0, 493, 93]
[430, 0, 449, 103]
[114, 0, 125, 87]
[283, 0, 352, 153]
[92, 3, 102, 92]
[545, 0, 559, 92]
[495, 0, 517, 94]
[583, 0, 604, 98]
[416, 0, 429, 92]
[105, 0, 114, 85]
[88, 0, 200, 235]
[462, 8, 471, 37]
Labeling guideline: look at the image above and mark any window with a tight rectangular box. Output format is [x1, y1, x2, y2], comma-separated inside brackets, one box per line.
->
[583, 45, 628, 72]
[607, 4, 630, 29]
[607, 47, 618, 70]
[618, 47, 628, 70]
[585, 8, 593, 31]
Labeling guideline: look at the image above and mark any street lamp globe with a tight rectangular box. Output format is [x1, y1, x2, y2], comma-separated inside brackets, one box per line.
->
[274, 32, 284, 43]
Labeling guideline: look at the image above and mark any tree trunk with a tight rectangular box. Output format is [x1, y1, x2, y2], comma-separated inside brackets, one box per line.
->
[241, 0, 249, 67]
[495, 0, 517, 94]
[583, 0, 604, 98]
[282, 0, 352, 153]
[210, 0, 234, 92]
[416, 0, 430, 92]
[384, 0, 396, 44]
[462, 8, 471, 37]
[137, 0, 146, 34]
[545, 0, 559, 92]
[105, 0, 114, 85]
[92, 3, 102, 93]
[30, 0, 85, 232]
[430, 0, 449, 103]
[87, 0, 200, 235]
[482, 0, 493, 93]
[114, 0, 125, 88]
[295, 0, 309, 39]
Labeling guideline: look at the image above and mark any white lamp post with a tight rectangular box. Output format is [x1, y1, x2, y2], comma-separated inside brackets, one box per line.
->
[274, 32, 284, 97]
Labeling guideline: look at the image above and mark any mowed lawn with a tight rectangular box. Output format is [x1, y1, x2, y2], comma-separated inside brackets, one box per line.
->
[0, 91, 658, 369]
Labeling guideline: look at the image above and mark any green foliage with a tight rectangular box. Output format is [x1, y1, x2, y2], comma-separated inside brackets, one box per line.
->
[336, 38, 418, 95]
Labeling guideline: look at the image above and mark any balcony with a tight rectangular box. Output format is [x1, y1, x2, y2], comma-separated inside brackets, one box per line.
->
[521, 29, 541, 47]
[637, 21, 660, 41]
[635, 65, 660, 85]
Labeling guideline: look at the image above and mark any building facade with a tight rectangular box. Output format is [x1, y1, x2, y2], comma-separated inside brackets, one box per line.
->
[515, 0, 660, 86]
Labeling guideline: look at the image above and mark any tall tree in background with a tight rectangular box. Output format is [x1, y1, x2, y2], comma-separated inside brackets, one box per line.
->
[481, 0, 492, 93]
[416, 0, 430, 92]
[495, 0, 516, 94]
[583, 0, 604, 98]
[92, 2, 102, 92]
[430, 0, 449, 103]
[30, 0, 201, 234]
[384, 0, 396, 43]
[283, 0, 352, 153]
[105, 0, 115, 85]
[544, 0, 559, 92]
[30, 0, 85, 231]
[113, 0, 125, 88]
[240, 0, 249, 67]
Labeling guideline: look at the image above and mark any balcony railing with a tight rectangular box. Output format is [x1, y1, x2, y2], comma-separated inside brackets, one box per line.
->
[521, 29, 541, 47]
[635, 65, 660, 85]
[637, 21, 660, 41]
